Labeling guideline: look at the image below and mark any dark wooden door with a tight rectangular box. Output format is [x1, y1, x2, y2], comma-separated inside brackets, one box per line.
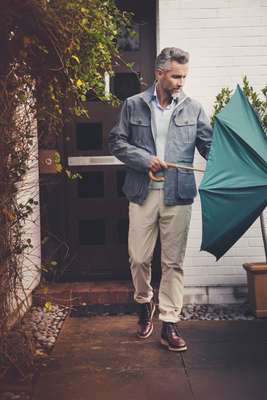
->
[62, 1, 157, 280]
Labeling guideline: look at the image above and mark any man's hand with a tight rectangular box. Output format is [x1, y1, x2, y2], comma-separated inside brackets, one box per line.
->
[149, 156, 168, 173]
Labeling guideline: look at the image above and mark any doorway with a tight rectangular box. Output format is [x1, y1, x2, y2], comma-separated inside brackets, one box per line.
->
[40, 1, 157, 281]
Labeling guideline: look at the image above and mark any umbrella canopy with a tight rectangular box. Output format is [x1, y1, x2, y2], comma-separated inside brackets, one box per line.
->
[199, 85, 267, 260]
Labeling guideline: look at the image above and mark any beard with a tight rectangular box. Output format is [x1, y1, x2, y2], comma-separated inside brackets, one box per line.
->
[170, 88, 181, 100]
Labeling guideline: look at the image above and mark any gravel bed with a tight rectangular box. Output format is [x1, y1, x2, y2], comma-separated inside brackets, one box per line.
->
[180, 303, 256, 321]
[21, 304, 70, 355]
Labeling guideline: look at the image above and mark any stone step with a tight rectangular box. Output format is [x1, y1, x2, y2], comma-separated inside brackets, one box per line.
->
[32, 281, 137, 308]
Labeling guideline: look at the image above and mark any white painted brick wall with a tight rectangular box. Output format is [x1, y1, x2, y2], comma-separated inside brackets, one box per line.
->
[8, 108, 41, 327]
[158, 0, 267, 291]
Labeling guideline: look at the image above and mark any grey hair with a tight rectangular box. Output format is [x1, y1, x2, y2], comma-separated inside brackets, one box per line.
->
[155, 47, 189, 70]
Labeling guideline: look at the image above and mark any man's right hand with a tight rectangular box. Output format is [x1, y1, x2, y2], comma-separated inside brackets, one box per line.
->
[149, 156, 168, 173]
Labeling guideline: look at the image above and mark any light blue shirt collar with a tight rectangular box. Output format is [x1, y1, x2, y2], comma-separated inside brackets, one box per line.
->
[152, 84, 178, 110]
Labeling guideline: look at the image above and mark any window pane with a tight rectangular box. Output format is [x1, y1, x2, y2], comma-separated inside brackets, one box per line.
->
[117, 23, 140, 51]
[78, 172, 104, 198]
[76, 123, 102, 150]
[112, 73, 140, 100]
[79, 220, 106, 245]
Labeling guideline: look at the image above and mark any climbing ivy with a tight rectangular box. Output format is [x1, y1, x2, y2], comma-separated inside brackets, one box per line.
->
[0, 0, 131, 379]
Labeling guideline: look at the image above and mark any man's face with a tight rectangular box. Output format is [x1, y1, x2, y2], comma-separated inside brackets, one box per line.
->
[155, 61, 189, 97]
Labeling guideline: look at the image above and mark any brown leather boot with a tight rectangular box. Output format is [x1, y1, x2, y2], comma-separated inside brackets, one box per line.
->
[136, 301, 156, 339]
[160, 322, 187, 352]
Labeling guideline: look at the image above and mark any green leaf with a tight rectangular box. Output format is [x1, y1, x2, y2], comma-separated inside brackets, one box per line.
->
[71, 54, 80, 64]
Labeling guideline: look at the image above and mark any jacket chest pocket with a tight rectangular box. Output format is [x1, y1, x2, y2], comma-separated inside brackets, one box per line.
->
[129, 117, 151, 144]
[174, 116, 196, 143]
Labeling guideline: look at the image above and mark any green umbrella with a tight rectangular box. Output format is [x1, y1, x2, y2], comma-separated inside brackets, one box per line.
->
[199, 85, 267, 260]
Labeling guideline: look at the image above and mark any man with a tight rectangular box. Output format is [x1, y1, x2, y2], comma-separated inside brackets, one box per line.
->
[109, 47, 212, 352]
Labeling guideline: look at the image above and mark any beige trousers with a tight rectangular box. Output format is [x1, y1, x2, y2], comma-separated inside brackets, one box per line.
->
[128, 189, 192, 323]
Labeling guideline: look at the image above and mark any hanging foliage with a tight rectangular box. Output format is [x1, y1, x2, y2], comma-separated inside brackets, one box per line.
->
[0, 0, 131, 378]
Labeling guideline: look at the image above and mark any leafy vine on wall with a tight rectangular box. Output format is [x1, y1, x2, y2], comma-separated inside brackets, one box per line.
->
[0, 0, 130, 378]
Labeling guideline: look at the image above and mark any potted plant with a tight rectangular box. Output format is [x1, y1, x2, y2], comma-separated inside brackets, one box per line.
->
[243, 213, 267, 318]
[212, 77, 267, 317]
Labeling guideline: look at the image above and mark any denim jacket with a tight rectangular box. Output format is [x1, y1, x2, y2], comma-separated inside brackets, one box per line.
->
[109, 85, 213, 205]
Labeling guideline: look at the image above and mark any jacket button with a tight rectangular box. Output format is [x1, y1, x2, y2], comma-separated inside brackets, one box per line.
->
[185, 120, 188, 124]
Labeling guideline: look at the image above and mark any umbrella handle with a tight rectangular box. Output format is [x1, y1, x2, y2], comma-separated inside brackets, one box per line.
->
[149, 162, 205, 182]
[148, 170, 165, 182]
